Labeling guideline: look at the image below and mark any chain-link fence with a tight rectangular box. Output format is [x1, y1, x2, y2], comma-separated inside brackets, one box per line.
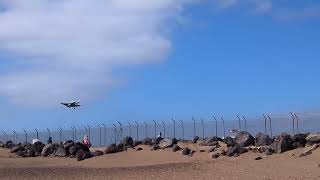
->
[1, 113, 319, 147]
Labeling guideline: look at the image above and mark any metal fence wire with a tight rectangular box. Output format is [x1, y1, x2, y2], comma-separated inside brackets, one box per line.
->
[1, 113, 319, 147]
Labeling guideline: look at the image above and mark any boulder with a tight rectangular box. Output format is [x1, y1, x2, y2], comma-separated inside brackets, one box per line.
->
[235, 131, 254, 147]
[207, 147, 216, 153]
[69, 146, 81, 156]
[265, 147, 274, 155]
[75, 142, 90, 152]
[136, 147, 143, 151]
[22, 142, 32, 150]
[192, 136, 199, 143]
[117, 143, 124, 152]
[159, 139, 173, 149]
[182, 147, 191, 155]
[55, 146, 67, 157]
[31, 142, 45, 153]
[255, 133, 273, 146]
[223, 137, 236, 147]
[16, 150, 27, 157]
[123, 137, 134, 147]
[27, 148, 36, 157]
[305, 133, 320, 145]
[171, 138, 178, 145]
[271, 133, 294, 153]
[133, 140, 142, 147]
[10, 146, 25, 153]
[212, 152, 220, 159]
[172, 144, 181, 152]
[5, 141, 14, 148]
[152, 137, 163, 145]
[142, 138, 153, 145]
[75, 149, 92, 161]
[150, 144, 160, 151]
[293, 134, 308, 147]
[91, 151, 104, 157]
[41, 144, 56, 156]
[227, 144, 240, 157]
[105, 144, 118, 154]
[206, 136, 222, 142]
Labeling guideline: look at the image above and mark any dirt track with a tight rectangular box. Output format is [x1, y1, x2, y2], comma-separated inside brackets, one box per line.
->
[1, 143, 320, 180]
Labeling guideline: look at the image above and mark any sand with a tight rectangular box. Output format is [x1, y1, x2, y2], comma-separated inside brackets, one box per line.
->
[0, 143, 319, 180]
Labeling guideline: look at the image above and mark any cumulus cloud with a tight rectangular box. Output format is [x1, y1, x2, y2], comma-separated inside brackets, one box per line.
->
[0, 0, 192, 106]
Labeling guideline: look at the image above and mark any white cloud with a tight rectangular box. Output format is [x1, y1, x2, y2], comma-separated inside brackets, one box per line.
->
[0, 0, 192, 106]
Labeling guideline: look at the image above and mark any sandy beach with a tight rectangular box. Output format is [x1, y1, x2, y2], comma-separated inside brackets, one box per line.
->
[1, 142, 319, 180]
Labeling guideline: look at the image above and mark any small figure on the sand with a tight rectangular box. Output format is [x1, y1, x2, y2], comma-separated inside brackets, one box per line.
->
[82, 135, 91, 148]
[47, 137, 52, 144]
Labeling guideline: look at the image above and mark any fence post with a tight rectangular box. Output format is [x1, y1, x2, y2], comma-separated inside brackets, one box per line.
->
[118, 122, 123, 141]
[200, 119, 205, 139]
[3, 131, 7, 142]
[263, 114, 267, 135]
[152, 120, 157, 138]
[12, 131, 16, 144]
[83, 126, 88, 135]
[162, 121, 166, 138]
[179, 120, 184, 141]
[267, 115, 273, 137]
[290, 112, 295, 135]
[98, 125, 102, 147]
[128, 122, 132, 137]
[236, 115, 242, 132]
[242, 116, 247, 132]
[47, 128, 51, 139]
[35, 128, 39, 140]
[102, 123, 107, 147]
[87, 125, 91, 142]
[221, 117, 225, 138]
[134, 121, 139, 140]
[213, 115, 218, 137]
[74, 126, 77, 142]
[172, 118, 176, 139]
[59, 128, 62, 143]
[294, 113, 299, 134]
[144, 121, 148, 138]
[23, 129, 27, 143]
[192, 116, 196, 137]
[71, 127, 75, 141]
[113, 123, 117, 144]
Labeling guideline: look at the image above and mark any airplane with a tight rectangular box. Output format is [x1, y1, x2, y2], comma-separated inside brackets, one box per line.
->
[61, 101, 81, 109]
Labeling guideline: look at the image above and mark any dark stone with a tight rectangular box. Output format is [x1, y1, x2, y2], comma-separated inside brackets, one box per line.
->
[122, 137, 134, 147]
[133, 140, 142, 147]
[151, 144, 160, 151]
[192, 136, 199, 143]
[105, 144, 118, 154]
[142, 138, 153, 145]
[69, 146, 81, 156]
[117, 143, 124, 152]
[255, 156, 263, 160]
[31, 142, 45, 153]
[271, 133, 294, 153]
[27, 148, 36, 157]
[91, 151, 104, 157]
[41, 144, 55, 156]
[10, 146, 25, 153]
[223, 137, 236, 147]
[182, 147, 191, 155]
[136, 147, 143, 151]
[227, 144, 240, 157]
[207, 147, 216, 153]
[239, 147, 248, 154]
[255, 133, 273, 146]
[212, 153, 220, 159]
[171, 138, 178, 145]
[152, 137, 163, 145]
[293, 134, 308, 147]
[16, 150, 27, 157]
[5, 141, 14, 149]
[172, 144, 181, 152]
[22, 142, 32, 149]
[55, 146, 67, 157]
[233, 153, 239, 157]
[235, 131, 254, 147]
[75, 149, 92, 161]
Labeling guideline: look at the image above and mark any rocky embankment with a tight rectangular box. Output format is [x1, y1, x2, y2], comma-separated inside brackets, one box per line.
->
[1, 132, 320, 161]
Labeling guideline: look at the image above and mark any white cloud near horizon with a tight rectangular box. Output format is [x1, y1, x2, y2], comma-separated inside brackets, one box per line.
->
[0, 0, 192, 106]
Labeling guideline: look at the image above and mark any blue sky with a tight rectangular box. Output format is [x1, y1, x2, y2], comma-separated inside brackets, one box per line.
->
[0, 0, 320, 130]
